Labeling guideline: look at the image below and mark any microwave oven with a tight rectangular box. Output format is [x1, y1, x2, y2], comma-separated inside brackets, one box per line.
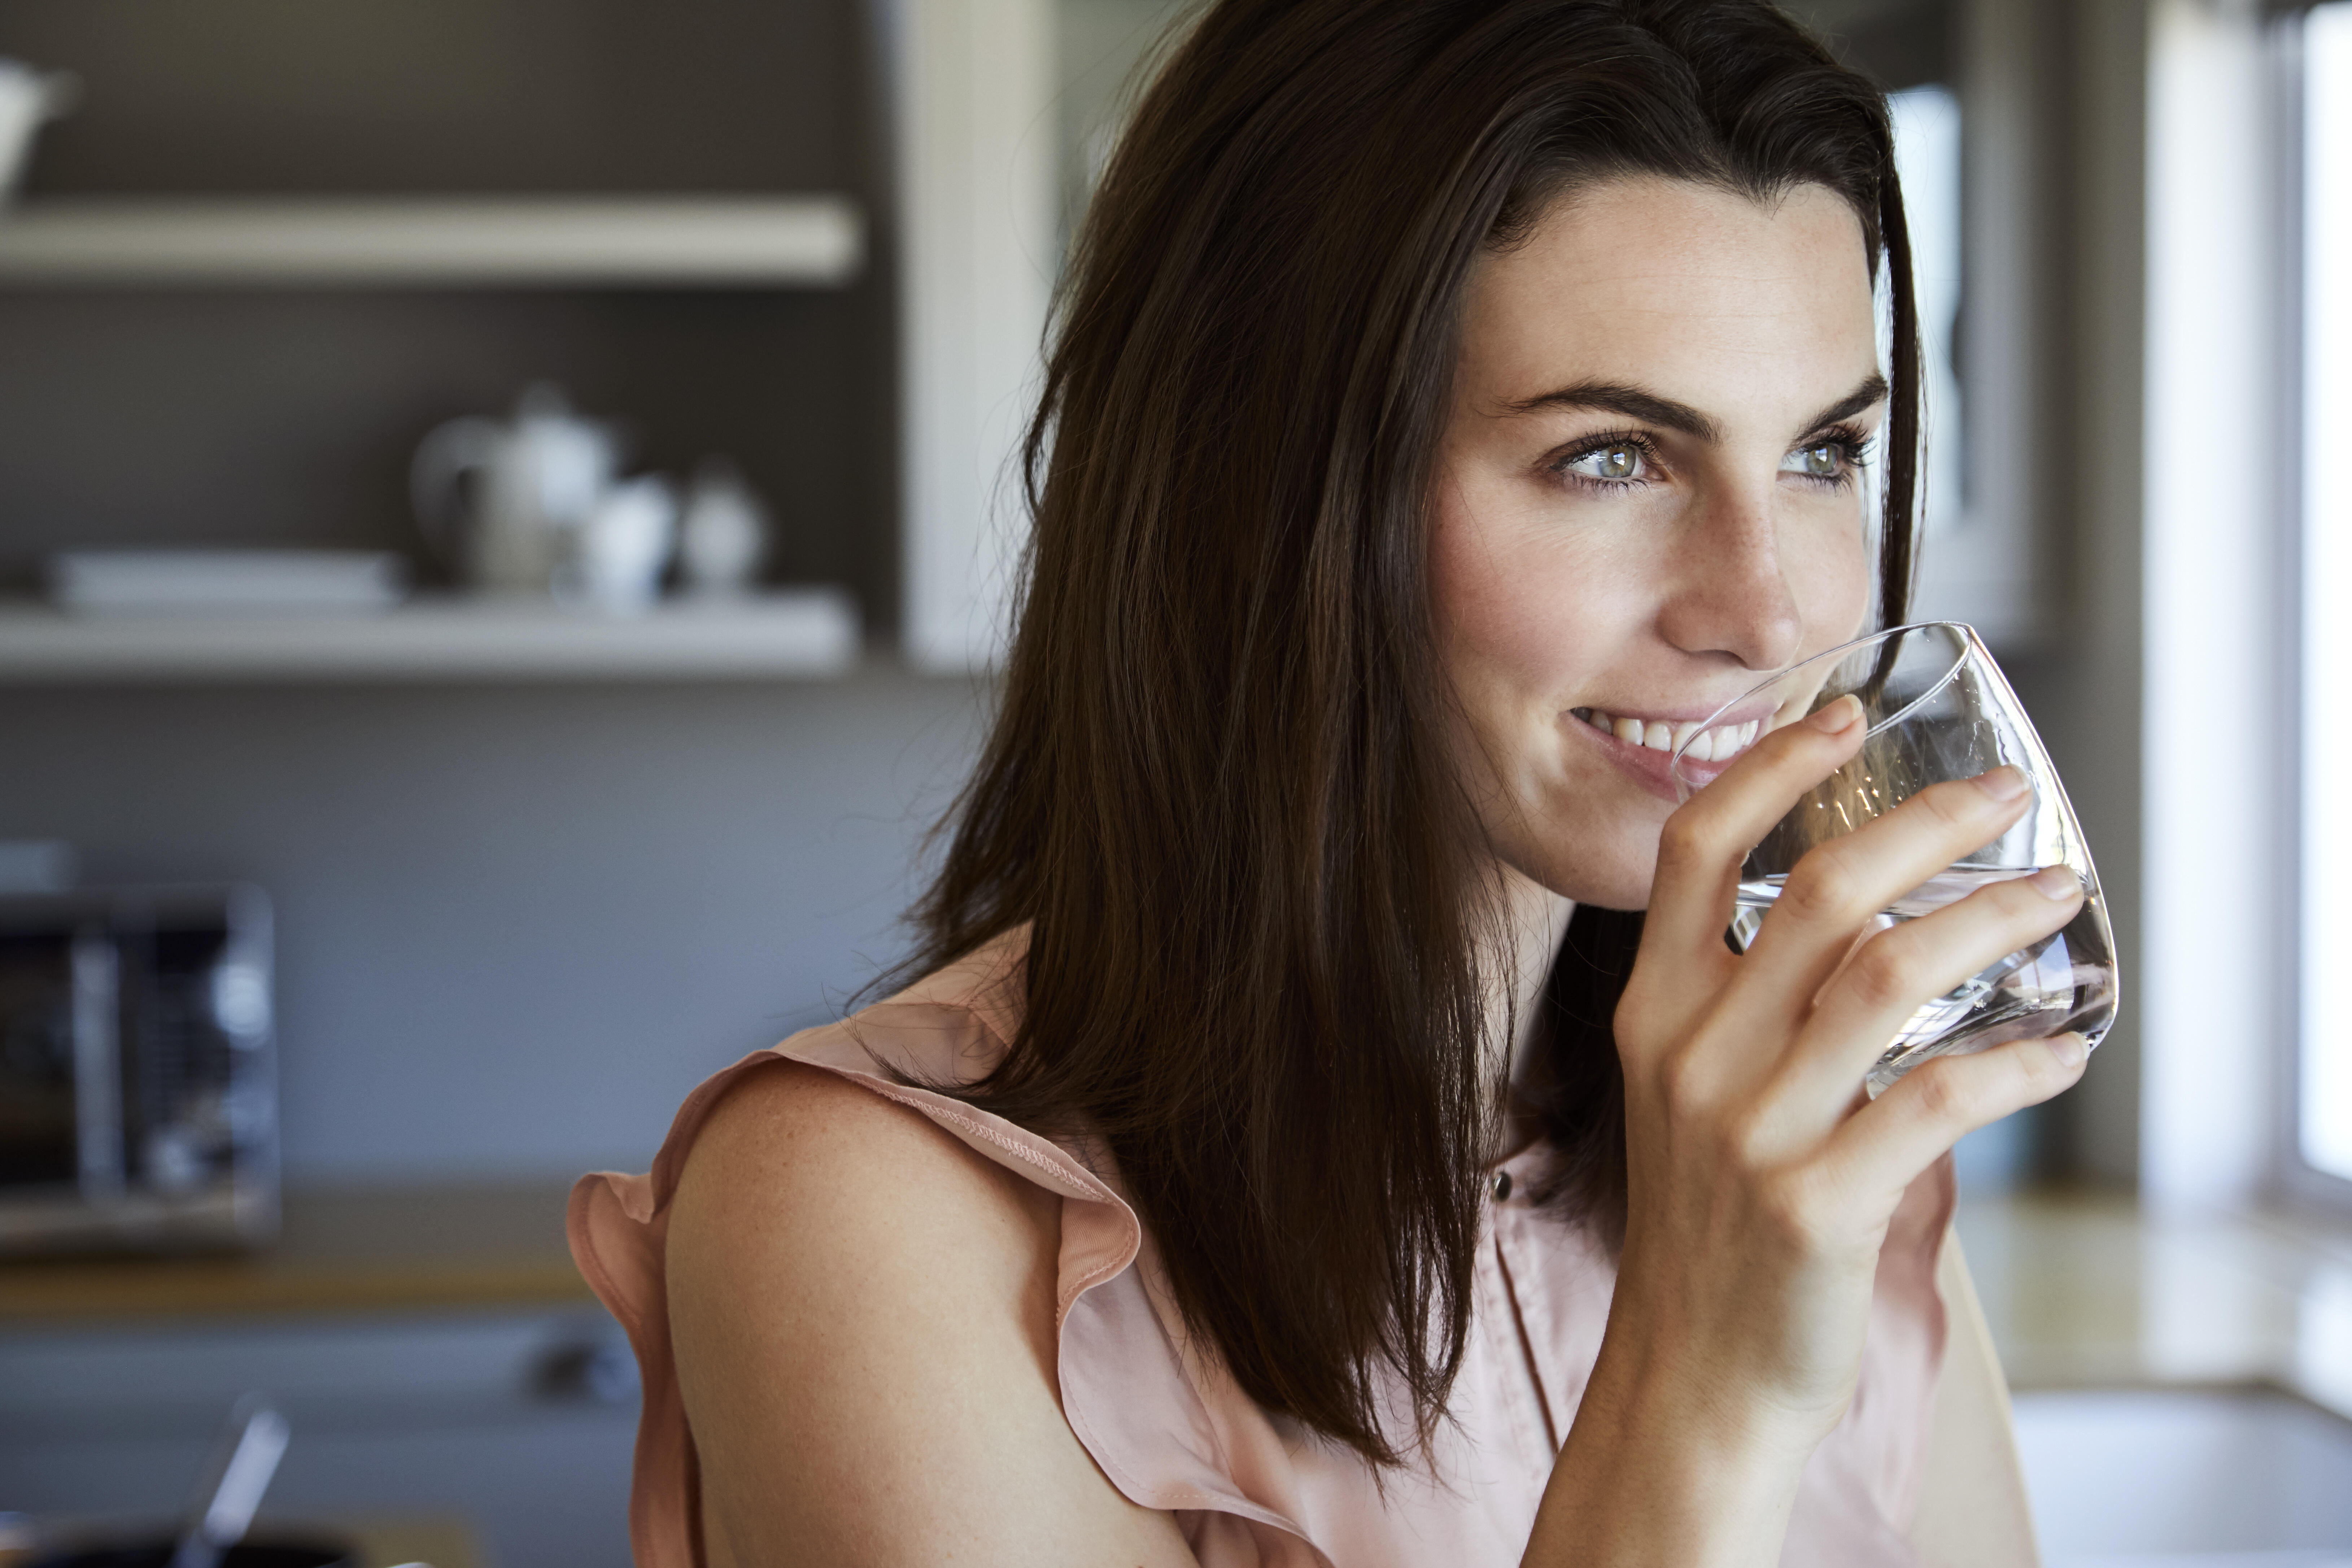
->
[0, 885, 278, 1255]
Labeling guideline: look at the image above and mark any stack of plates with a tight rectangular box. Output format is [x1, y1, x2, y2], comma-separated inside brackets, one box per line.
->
[46, 550, 409, 613]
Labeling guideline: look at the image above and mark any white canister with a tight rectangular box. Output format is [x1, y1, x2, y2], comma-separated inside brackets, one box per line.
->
[677, 458, 772, 596]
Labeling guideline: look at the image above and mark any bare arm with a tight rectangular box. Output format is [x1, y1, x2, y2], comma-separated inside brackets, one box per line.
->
[1908, 1230, 2041, 1566]
[667, 1062, 1200, 1568]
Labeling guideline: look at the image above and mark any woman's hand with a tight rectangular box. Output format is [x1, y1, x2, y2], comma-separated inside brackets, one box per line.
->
[1522, 693, 2088, 1568]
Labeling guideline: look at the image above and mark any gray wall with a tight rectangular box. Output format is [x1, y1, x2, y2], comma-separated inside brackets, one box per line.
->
[0, 671, 987, 1183]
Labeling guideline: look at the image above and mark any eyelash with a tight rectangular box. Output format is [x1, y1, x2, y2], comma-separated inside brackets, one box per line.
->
[1548, 429, 1663, 494]
[1793, 423, 1876, 491]
[1545, 423, 1877, 495]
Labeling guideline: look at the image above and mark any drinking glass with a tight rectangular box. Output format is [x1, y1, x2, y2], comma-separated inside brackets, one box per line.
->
[1668, 622, 2117, 1096]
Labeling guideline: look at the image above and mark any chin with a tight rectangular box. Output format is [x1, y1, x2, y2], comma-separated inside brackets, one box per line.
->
[1505, 825, 1661, 914]
[1562, 864, 1657, 913]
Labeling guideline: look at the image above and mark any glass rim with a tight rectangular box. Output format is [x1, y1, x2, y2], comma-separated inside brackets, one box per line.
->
[1667, 620, 1982, 776]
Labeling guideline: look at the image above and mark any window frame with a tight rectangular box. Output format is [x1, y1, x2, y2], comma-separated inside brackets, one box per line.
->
[2284, 0, 2352, 1210]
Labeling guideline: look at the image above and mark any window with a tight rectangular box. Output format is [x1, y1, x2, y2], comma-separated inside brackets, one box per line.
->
[1889, 83, 1964, 546]
[2299, 2, 2352, 1179]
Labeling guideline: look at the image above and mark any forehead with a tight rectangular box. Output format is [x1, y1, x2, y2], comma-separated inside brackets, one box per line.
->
[1461, 176, 1879, 413]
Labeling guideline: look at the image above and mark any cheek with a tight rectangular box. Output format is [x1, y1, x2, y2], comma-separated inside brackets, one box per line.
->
[1429, 481, 1582, 843]
[1432, 525, 1565, 695]
[1786, 502, 1875, 643]
[1429, 479, 1623, 707]
[1428, 472, 1666, 905]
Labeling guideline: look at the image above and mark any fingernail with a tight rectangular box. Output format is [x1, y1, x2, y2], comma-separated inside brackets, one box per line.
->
[1806, 694, 1864, 733]
[1977, 765, 2029, 802]
[2048, 1033, 2089, 1069]
[2030, 865, 2081, 900]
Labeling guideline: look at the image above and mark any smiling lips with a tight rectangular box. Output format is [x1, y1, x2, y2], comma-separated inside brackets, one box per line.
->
[1570, 707, 1761, 764]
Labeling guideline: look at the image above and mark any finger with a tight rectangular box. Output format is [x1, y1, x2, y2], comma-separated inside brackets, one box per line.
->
[1731, 766, 2035, 1028]
[1824, 1032, 2088, 1194]
[1640, 694, 1868, 969]
[1778, 865, 2086, 1112]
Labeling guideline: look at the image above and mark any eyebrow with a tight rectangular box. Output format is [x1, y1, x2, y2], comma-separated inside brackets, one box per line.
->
[1796, 372, 1891, 437]
[1501, 371, 1890, 445]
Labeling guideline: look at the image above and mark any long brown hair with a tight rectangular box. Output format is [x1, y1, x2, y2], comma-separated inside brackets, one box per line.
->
[898, 0, 1920, 1466]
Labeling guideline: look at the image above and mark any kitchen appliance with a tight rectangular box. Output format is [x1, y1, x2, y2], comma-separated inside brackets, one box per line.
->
[0, 885, 277, 1256]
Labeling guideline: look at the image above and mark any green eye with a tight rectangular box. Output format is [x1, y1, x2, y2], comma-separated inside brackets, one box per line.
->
[1783, 442, 1843, 478]
[1568, 444, 1646, 481]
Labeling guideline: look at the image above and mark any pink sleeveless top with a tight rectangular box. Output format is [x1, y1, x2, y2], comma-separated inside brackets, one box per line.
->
[570, 930, 1955, 1567]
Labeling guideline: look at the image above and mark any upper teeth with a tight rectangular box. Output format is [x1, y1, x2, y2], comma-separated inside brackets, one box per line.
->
[1573, 709, 1758, 762]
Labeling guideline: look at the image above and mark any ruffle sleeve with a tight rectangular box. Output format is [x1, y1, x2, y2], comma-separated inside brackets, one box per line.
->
[566, 936, 1334, 1568]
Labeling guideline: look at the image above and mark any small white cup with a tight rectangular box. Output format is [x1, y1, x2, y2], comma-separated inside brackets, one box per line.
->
[558, 475, 678, 614]
[678, 458, 771, 597]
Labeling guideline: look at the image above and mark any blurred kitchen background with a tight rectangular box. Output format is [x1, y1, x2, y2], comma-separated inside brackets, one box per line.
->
[0, 0, 2344, 1564]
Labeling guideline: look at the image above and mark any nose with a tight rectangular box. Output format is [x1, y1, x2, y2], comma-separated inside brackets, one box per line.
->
[1653, 486, 1805, 671]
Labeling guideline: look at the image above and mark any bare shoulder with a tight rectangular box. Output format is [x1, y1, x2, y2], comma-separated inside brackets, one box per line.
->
[673, 1055, 1061, 1276]
[666, 1055, 1196, 1567]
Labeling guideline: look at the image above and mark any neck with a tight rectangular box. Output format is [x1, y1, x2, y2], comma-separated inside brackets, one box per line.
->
[1489, 865, 1575, 1158]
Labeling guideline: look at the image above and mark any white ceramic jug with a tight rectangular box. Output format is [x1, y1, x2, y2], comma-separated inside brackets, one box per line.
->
[410, 384, 622, 594]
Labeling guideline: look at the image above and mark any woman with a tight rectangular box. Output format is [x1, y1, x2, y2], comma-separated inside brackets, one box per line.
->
[572, 1, 2086, 1562]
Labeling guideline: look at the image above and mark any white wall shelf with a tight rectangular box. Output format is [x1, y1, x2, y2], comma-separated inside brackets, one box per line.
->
[0, 195, 864, 288]
[0, 591, 861, 682]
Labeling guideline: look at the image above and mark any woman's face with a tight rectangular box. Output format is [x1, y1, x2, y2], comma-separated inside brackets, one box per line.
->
[1431, 176, 1883, 910]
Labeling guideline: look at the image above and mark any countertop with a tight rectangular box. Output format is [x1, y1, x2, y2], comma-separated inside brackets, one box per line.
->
[0, 1183, 591, 1323]
[1959, 1187, 2352, 1418]
[1, 1517, 486, 1568]
[12, 1178, 2349, 1418]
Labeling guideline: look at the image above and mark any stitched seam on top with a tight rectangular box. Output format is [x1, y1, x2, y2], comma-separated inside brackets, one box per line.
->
[1057, 1254, 1130, 1318]
[858, 1080, 1099, 1195]
[1491, 1232, 1561, 1455]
